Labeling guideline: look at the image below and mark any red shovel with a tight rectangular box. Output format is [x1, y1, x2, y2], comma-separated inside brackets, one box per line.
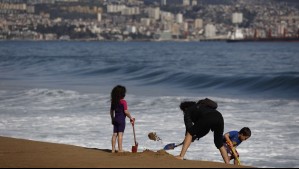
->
[131, 118, 138, 153]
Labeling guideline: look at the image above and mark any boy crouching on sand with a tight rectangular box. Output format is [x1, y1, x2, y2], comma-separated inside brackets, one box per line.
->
[223, 127, 251, 165]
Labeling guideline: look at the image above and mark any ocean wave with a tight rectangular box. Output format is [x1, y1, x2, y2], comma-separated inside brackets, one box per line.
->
[1, 42, 299, 98]
[25, 89, 81, 99]
[116, 67, 299, 95]
[1, 55, 299, 97]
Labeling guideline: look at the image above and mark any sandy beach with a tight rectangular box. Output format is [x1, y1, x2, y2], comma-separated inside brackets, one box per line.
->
[0, 136, 252, 168]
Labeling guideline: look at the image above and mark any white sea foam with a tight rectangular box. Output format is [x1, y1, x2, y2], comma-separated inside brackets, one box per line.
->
[0, 88, 298, 167]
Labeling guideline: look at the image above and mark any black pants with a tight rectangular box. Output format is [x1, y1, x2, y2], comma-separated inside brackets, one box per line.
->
[185, 109, 224, 149]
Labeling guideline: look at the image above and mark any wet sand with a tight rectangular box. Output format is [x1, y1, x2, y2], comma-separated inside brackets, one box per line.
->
[0, 136, 252, 168]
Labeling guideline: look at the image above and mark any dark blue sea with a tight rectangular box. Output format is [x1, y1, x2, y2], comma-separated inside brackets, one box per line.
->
[0, 41, 298, 167]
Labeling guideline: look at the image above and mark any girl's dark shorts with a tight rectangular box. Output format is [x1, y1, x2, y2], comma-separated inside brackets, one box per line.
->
[113, 121, 126, 133]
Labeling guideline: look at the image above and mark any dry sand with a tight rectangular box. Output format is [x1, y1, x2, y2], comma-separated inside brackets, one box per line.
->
[0, 136, 252, 168]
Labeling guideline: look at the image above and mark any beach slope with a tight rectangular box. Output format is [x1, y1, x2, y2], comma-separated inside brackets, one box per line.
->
[0, 136, 251, 168]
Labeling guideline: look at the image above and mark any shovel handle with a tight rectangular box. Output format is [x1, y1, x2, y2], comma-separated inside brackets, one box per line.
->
[131, 118, 137, 146]
[231, 146, 241, 165]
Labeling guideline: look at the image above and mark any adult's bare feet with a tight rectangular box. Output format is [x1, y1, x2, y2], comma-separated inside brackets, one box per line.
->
[175, 155, 184, 160]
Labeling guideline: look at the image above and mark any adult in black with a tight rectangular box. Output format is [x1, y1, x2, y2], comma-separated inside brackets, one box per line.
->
[175, 98, 230, 164]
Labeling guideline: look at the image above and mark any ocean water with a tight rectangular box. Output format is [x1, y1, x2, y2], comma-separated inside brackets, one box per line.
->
[0, 41, 298, 167]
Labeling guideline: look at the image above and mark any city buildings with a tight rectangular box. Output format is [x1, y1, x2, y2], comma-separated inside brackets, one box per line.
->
[0, 0, 298, 41]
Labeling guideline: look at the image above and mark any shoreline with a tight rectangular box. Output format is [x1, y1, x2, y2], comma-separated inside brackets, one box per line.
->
[0, 136, 252, 168]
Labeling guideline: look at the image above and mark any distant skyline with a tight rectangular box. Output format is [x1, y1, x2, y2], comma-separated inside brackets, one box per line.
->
[274, 0, 299, 4]
[0, 0, 298, 5]
[1, 0, 298, 41]
[143, 0, 299, 5]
